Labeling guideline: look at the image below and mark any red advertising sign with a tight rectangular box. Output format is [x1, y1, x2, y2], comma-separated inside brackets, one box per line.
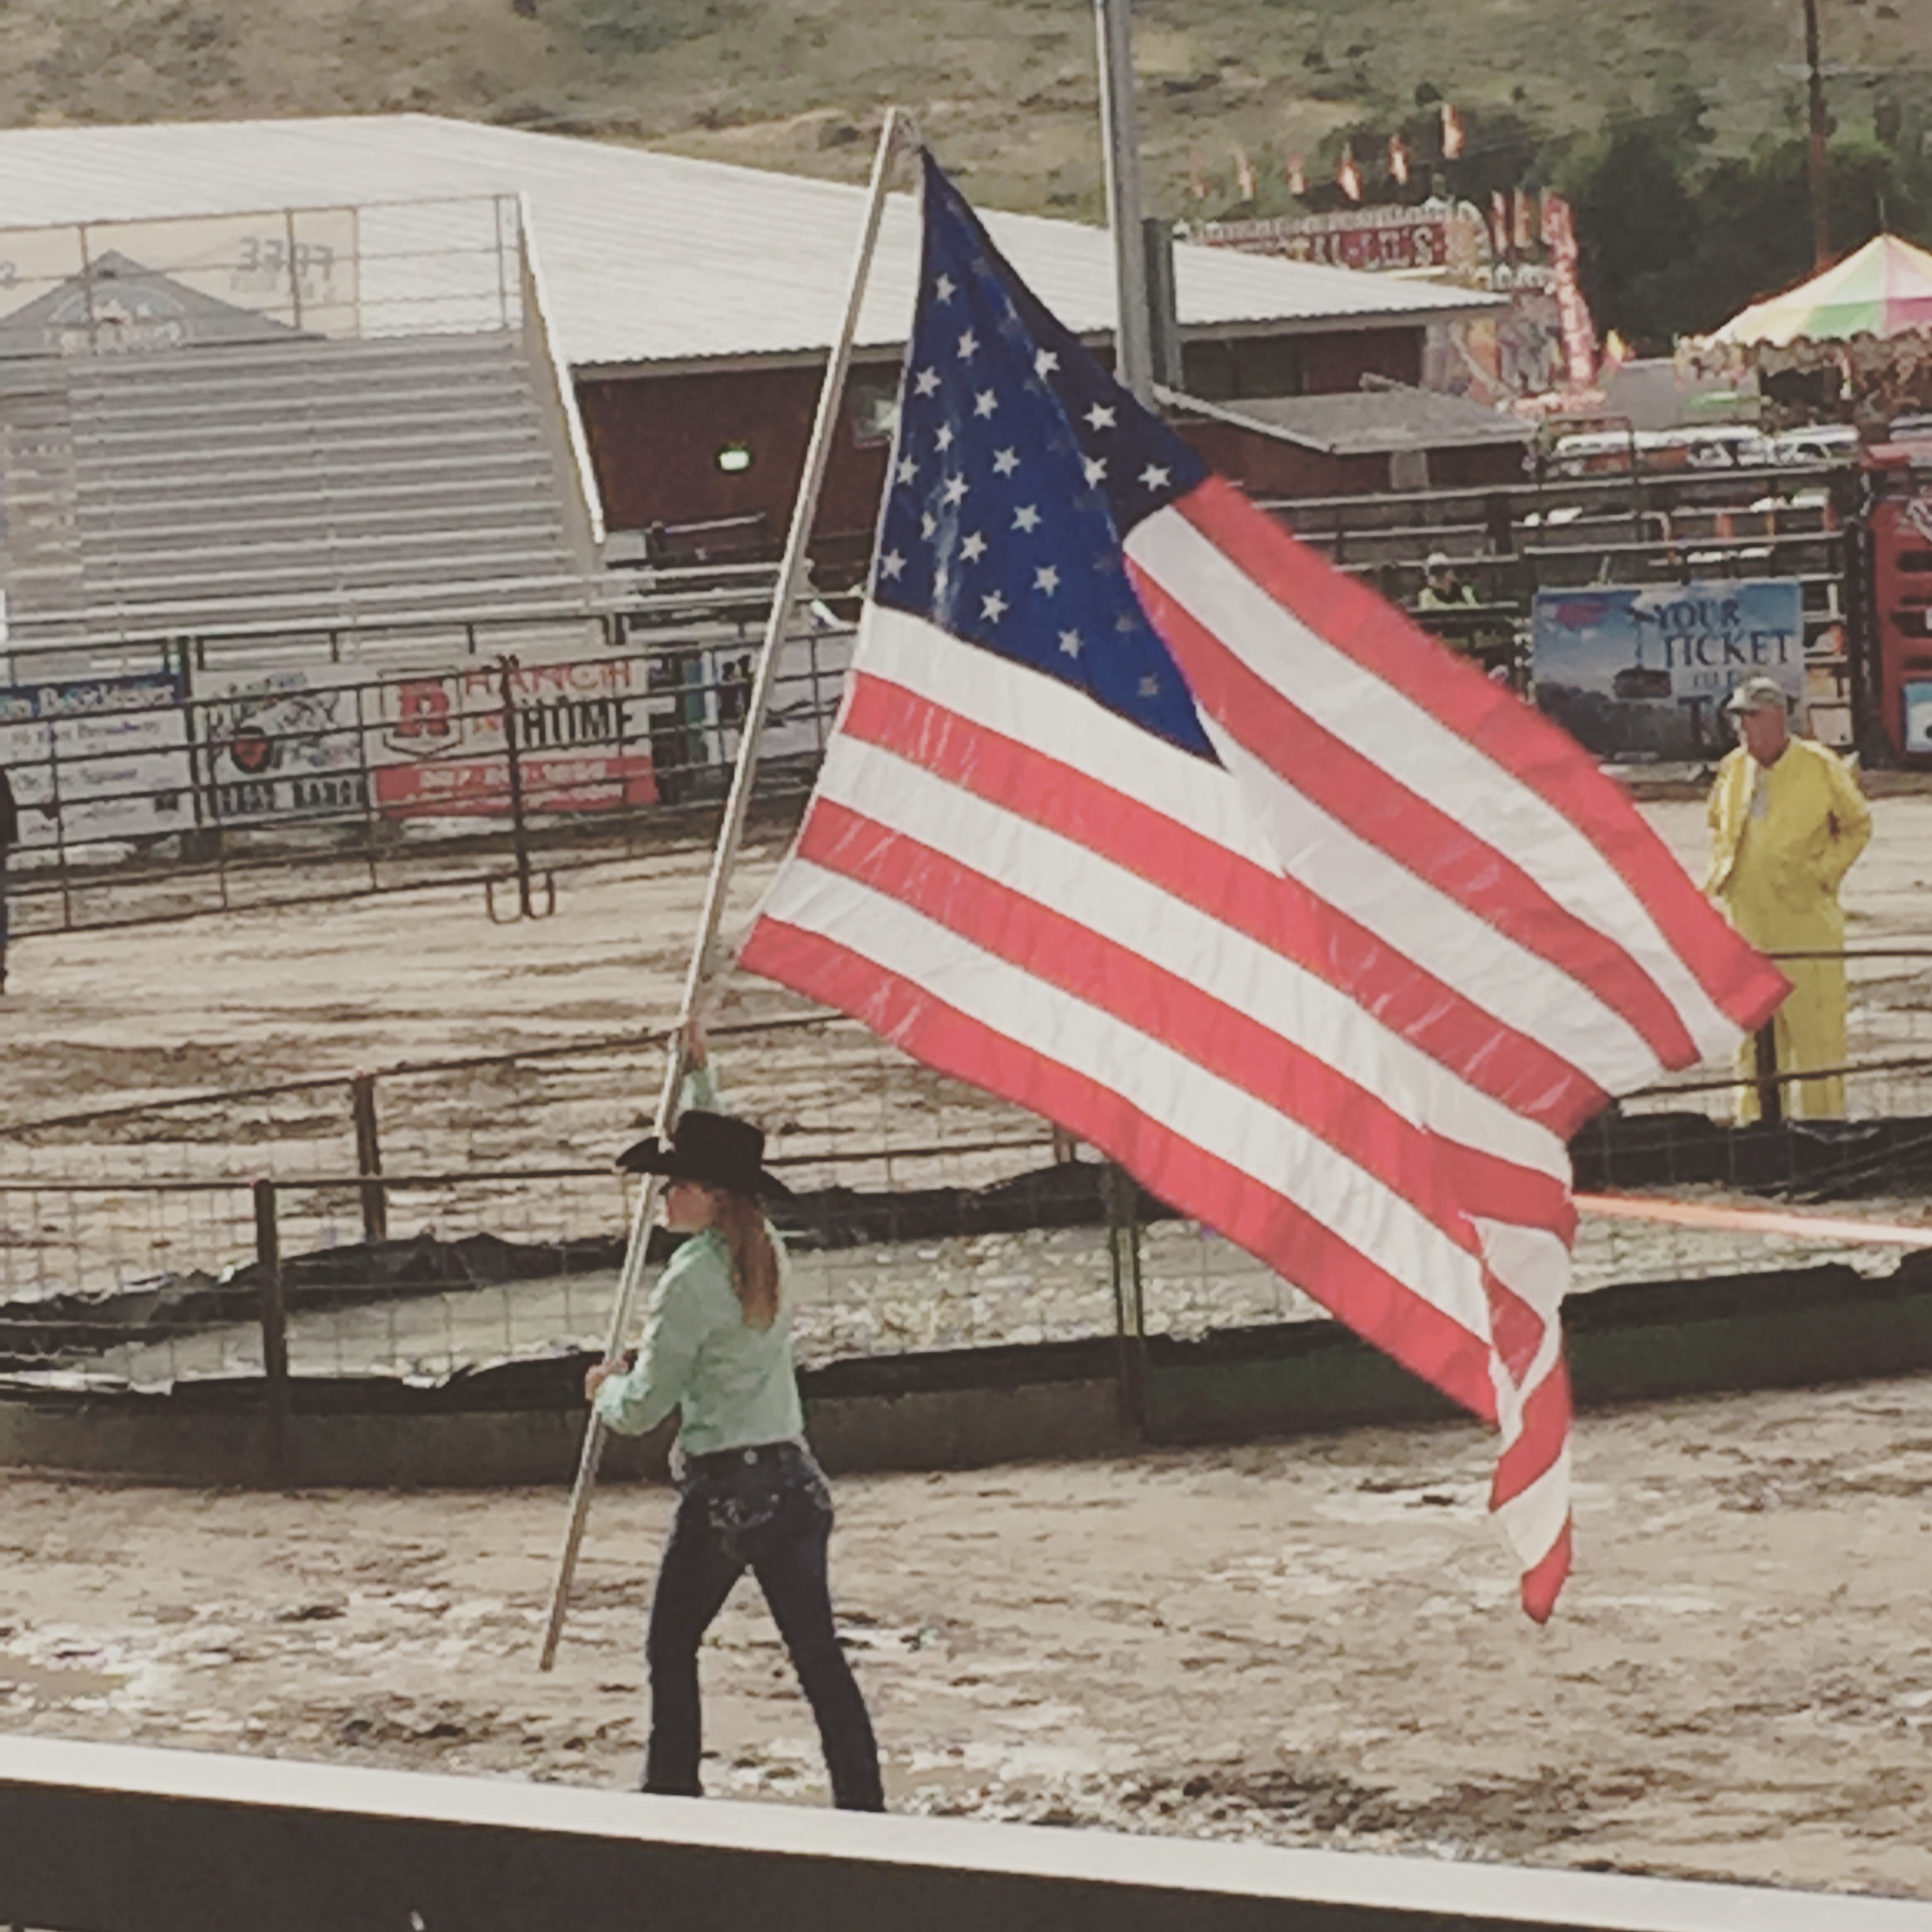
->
[1192, 205, 1460, 272]
[372, 658, 658, 817]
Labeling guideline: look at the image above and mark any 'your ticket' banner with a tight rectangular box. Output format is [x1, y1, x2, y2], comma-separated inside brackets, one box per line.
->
[1532, 579, 1806, 762]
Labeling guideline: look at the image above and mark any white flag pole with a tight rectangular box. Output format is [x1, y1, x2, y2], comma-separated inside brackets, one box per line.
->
[539, 107, 913, 1670]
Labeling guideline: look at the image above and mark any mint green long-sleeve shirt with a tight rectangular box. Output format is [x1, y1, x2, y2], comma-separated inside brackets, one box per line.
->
[592, 1064, 804, 1454]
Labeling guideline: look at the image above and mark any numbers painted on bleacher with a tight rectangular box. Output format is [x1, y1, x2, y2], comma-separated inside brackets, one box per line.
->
[231, 234, 340, 304]
[0, 261, 16, 287]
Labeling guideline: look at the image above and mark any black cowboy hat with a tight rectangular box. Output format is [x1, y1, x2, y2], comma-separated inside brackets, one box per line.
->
[614, 1109, 793, 1199]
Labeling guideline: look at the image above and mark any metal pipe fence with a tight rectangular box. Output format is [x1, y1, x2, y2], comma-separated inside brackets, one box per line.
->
[0, 608, 854, 936]
[1252, 460, 1860, 724]
[0, 194, 530, 362]
[3, 968, 1929, 1401]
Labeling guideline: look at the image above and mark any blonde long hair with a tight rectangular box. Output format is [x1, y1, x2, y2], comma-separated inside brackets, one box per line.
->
[712, 1188, 780, 1330]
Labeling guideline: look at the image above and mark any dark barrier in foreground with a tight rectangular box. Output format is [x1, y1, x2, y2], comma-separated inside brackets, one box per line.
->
[3, 1735, 1926, 1932]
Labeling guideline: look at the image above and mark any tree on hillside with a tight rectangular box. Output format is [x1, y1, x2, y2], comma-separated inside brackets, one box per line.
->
[1564, 96, 1932, 349]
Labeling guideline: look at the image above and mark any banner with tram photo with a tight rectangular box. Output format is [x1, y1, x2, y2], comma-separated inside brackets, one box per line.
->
[1531, 580, 1806, 762]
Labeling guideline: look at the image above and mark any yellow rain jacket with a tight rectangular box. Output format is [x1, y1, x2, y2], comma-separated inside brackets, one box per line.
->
[1705, 737, 1872, 1119]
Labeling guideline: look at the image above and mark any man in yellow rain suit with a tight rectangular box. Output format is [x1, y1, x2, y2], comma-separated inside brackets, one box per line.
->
[1705, 676, 1873, 1120]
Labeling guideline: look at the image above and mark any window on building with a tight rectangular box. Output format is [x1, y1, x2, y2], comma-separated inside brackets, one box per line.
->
[848, 371, 901, 447]
[1180, 335, 1307, 401]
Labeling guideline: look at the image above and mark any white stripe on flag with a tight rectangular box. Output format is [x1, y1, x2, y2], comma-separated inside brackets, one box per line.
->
[1202, 719, 1659, 1093]
[1491, 1448, 1572, 1566]
[1127, 505, 1739, 1064]
[757, 857, 1498, 1344]
[810, 716, 1572, 1187]
[857, 605, 1277, 868]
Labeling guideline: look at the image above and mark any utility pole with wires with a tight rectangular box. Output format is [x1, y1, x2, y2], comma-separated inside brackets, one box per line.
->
[1094, 0, 1155, 405]
[1803, 0, 1833, 268]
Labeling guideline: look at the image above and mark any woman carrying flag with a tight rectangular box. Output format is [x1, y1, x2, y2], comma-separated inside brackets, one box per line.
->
[585, 1023, 883, 1809]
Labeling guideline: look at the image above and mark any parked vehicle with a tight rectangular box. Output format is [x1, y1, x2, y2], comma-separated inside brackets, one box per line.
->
[1542, 426, 1776, 478]
[1768, 425, 1861, 465]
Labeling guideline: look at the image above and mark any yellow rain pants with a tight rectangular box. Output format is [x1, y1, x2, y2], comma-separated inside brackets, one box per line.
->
[1705, 737, 1873, 1120]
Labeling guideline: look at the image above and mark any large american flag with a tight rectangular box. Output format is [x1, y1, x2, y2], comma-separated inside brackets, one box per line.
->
[741, 155, 1786, 1618]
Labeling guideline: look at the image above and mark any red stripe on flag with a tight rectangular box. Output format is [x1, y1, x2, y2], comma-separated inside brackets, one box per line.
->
[1482, 1270, 1551, 1386]
[1165, 478, 1787, 1038]
[1519, 1517, 1573, 1624]
[797, 794, 1523, 1261]
[840, 671, 1608, 1139]
[1490, 1360, 1572, 1506]
[742, 913, 1502, 1421]
[1439, 1142, 1575, 1245]
[1132, 565, 1704, 1074]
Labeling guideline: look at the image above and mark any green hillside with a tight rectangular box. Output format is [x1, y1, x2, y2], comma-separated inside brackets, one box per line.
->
[7, 0, 1931, 340]
[6, 0, 1923, 219]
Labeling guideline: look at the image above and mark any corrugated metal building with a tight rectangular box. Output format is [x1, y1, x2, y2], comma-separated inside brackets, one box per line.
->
[0, 115, 1499, 569]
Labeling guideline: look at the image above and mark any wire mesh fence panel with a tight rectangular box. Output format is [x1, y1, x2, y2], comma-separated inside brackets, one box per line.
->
[0, 1180, 258, 1388]
[1619, 953, 1932, 1127]
[5, 967, 1930, 1397]
[2, 621, 853, 941]
[0, 1078, 363, 1195]
[1135, 1221, 1326, 1340]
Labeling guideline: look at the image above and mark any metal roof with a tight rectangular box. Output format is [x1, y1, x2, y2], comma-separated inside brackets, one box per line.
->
[0, 115, 1496, 372]
[1199, 385, 1532, 455]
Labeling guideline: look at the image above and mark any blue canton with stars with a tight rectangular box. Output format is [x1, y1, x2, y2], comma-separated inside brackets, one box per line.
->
[872, 154, 1216, 760]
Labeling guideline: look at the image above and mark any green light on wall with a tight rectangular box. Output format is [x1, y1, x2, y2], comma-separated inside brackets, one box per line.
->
[716, 443, 752, 473]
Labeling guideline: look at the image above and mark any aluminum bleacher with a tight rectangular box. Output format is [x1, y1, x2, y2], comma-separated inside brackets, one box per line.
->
[0, 195, 606, 666]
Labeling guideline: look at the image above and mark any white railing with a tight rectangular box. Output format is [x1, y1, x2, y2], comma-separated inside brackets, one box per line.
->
[0, 194, 526, 360]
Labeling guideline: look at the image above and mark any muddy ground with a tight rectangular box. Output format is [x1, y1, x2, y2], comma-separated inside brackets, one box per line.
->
[4, 798, 1929, 1128]
[3, 797, 1932, 1900]
[6, 1372, 1932, 1899]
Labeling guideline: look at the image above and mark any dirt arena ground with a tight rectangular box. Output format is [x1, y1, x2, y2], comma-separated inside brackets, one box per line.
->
[4, 797, 1932, 1900]
[3, 797, 1930, 1122]
[6, 1375, 1932, 1899]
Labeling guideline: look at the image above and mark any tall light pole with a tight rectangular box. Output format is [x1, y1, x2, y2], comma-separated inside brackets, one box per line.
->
[1803, 0, 1832, 268]
[1094, 0, 1155, 404]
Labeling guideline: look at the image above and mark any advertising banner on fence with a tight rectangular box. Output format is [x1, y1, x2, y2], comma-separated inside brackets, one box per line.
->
[1532, 580, 1806, 760]
[1907, 680, 1932, 760]
[373, 657, 658, 816]
[0, 670, 194, 848]
[197, 666, 370, 822]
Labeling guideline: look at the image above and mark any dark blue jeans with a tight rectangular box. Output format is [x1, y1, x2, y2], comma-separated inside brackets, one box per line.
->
[643, 1440, 883, 1810]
